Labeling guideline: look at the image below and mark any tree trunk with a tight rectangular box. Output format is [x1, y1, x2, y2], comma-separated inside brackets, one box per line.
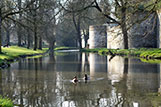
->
[78, 31, 82, 49]
[77, 16, 82, 49]
[6, 26, 10, 46]
[18, 0, 22, 47]
[0, 9, 2, 53]
[121, 6, 128, 49]
[27, 29, 30, 49]
[38, 37, 42, 50]
[49, 41, 55, 56]
[33, 1, 38, 51]
[17, 26, 22, 46]
[33, 30, 37, 50]
[72, 13, 82, 49]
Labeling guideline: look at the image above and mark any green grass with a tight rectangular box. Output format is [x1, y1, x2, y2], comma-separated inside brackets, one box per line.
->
[0, 46, 48, 66]
[146, 93, 161, 107]
[0, 97, 13, 107]
[0, 46, 78, 64]
[0, 46, 49, 106]
[1, 46, 47, 60]
[140, 58, 161, 63]
[54, 46, 78, 51]
[82, 48, 161, 60]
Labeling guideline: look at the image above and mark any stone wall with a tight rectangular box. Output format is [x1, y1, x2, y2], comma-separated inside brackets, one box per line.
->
[88, 25, 107, 49]
[107, 26, 124, 49]
[128, 12, 157, 48]
[87, 11, 161, 49]
[107, 12, 158, 49]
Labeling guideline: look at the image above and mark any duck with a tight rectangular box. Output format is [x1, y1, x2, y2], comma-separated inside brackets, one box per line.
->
[72, 76, 78, 83]
[84, 74, 88, 81]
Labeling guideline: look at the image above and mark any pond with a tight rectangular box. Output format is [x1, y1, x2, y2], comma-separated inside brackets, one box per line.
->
[0, 52, 161, 107]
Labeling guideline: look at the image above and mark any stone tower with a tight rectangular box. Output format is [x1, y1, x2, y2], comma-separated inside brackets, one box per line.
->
[88, 25, 107, 49]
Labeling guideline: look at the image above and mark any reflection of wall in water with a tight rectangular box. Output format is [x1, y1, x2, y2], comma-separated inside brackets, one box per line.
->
[107, 56, 125, 82]
[81, 53, 89, 72]
[88, 53, 107, 79]
[127, 58, 159, 92]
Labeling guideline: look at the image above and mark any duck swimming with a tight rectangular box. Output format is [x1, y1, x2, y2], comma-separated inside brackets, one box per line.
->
[72, 76, 78, 83]
[84, 74, 88, 81]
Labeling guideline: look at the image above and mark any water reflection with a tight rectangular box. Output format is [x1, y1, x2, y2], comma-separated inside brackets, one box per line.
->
[0, 52, 161, 106]
[107, 56, 125, 83]
[127, 58, 159, 92]
[88, 53, 107, 80]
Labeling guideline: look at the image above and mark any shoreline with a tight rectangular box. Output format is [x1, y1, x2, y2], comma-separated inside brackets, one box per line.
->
[81, 48, 161, 63]
[0, 46, 48, 69]
[0, 46, 78, 69]
[1, 46, 161, 69]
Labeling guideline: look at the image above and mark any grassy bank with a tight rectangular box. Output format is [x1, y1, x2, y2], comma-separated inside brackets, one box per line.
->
[0, 46, 78, 66]
[81, 48, 161, 59]
[0, 97, 13, 107]
[0, 46, 47, 67]
[54, 46, 78, 50]
[0, 46, 48, 106]
[1, 46, 47, 59]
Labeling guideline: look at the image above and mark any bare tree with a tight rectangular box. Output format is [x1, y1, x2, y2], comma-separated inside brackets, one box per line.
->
[59, 0, 107, 49]
[0, 0, 37, 53]
[60, 0, 161, 49]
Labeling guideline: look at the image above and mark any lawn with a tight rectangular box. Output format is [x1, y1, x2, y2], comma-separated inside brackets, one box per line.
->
[1, 46, 47, 60]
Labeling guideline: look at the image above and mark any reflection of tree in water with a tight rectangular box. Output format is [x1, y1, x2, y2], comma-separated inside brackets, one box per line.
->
[26, 57, 57, 106]
[77, 53, 82, 78]
[114, 78, 153, 107]
[0, 57, 58, 106]
[62, 80, 112, 107]
[112, 58, 159, 107]
[52, 53, 110, 106]
[0, 54, 160, 106]
[82, 53, 90, 74]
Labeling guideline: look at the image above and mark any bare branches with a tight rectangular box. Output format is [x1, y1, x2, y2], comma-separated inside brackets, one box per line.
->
[115, 0, 121, 7]
[58, 0, 95, 13]
[93, 0, 121, 24]
[59, 0, 121, 25]
[2, 0, 38, 21]
[6, 16, 33, 31]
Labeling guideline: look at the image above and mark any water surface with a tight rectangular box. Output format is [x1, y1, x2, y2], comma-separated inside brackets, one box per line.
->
[0, 52, 161, 107]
